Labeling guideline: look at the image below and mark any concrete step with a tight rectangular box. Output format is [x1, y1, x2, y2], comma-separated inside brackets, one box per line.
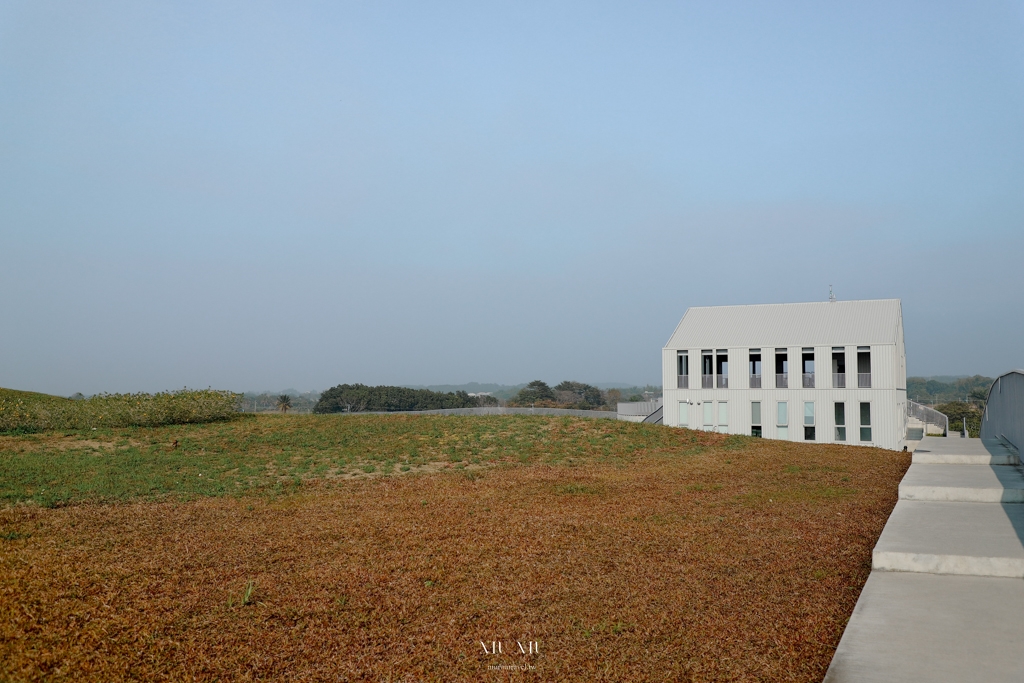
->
[912, 436, 1019, 465]
[873, 501, 1024, 578]
[898, 464, 1024, 503]
[913, 451, 1020, 465]
[824, 571, 1024, 682]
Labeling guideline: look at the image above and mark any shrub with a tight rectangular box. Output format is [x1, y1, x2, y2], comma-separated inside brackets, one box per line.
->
[935, 402, 983, 436]
[0, 389, 240, 433]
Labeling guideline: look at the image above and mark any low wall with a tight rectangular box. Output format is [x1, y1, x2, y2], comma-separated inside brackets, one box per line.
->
[336, 407, 618, 420]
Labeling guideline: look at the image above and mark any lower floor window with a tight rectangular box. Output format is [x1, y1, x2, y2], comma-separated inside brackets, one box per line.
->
[835, 402, 846, 441]
[777, 401, 788, 439]
[860, 402, 872, 442]
[751, 402, 761, 437]
[804, 402, 815, 440]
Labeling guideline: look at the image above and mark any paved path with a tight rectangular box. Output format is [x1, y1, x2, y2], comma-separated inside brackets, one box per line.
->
[823, 436, 1024, 682]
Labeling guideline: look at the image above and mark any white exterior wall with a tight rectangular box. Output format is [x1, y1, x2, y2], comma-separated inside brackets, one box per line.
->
[663, 342, 906, 451]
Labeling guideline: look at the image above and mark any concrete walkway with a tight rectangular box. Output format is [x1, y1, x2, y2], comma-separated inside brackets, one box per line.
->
[823, 436, 1024, 682]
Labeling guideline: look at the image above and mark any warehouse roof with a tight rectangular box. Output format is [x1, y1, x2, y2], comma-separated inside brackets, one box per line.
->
[665, 299, 903, 349]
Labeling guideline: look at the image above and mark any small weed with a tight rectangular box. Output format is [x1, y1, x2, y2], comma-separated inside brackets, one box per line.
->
[554, 484, 601, 495]
[400, 465, 411, 472]
[362, 465, 376, 474]
[241, 580, 255, 606]
[1, 531, 29, 541]
[785, 465, 801, 473]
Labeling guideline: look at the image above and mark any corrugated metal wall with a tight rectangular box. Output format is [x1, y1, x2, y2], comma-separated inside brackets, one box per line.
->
[981, 371, 1024, 450]
[662, 340, 906, 450]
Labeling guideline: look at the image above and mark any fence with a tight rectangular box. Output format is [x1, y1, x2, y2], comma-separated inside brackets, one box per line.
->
[617, 399, 663, 421]
[908, 400, 948, 436]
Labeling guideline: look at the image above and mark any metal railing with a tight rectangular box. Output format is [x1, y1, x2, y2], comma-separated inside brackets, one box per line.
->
[702, 375, 713, 389]
[677, 375, 688, 389]
[802, 373, 815, 388]
[833, 373, 846, 388]
[717, 374, 728, 389]
[908, 400, 948, 436]
[749, 374, 762, 389]
[617, 398, 663, 418]
[776, 374, 788, 389]
[858, 373, 872, 388]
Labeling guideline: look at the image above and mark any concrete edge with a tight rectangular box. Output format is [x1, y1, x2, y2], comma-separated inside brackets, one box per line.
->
[912, 454, 1020, 465]
[872, 551, 1024, 578]
[897, 485, 1024, 503]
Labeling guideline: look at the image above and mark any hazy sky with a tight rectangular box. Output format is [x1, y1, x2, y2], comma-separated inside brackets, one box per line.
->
[2, 1, 1023, 395]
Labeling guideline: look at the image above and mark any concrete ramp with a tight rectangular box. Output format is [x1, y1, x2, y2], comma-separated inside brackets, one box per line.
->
[824, 437, 1024, 682]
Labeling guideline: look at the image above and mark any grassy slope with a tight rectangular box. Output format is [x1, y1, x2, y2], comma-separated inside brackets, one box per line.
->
[0, 388, 68, 404]
[0, 415, 909, 682]
[1, 413, 683, 507]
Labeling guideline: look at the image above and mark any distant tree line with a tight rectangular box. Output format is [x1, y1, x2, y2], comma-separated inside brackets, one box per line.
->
[507, 380, 622, 410]
[908, 376, 992, 405]
[313, 384, 498, 413]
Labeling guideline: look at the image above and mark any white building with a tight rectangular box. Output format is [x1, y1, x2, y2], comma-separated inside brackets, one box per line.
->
[662, 299, 907, 451]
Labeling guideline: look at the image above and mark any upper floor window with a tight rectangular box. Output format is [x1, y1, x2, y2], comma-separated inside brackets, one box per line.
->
[857, 347, 871, 388]
[832, 347, 846, 388]
[802, 348, 815, 388]
[775, 349, 789, 389]
[749, 349, 762, 388]
[677, 351, 689, 389]
[702, 350, 713, 388]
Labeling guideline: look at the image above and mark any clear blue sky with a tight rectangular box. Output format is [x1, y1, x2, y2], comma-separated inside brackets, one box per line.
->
[2, 1, 1022, 395]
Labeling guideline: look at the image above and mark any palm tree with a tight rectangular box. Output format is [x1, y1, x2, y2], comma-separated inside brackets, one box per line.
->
[276, 394, 292, 413]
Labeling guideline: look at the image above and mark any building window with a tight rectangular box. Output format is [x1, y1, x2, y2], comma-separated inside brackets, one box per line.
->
[703, 400, 714, 430]
[832, 347, 846, 388]
[749, 349, 762, 388]
[702, 350, 713, 389]
[716, 350, 729, 388]
[677, 351, 689, 389]
[751, 401, 762, 437]
[802, 348, 815, 388]
[835, 402, 846, 441]
[857, 347, 872, 388]
[804, 401, 815, 440]
[860, 402, 872, 442]
[678, 401, 689, 428]
[718, 401, 728, 431]
[777, 401, 788, 439]
[775, 349, 788, 388]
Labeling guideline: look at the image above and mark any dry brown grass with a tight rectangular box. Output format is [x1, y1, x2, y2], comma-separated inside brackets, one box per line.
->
[0, 422, 907, 682]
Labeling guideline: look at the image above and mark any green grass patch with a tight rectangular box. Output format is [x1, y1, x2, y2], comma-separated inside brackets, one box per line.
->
[0, 414, 780, 507]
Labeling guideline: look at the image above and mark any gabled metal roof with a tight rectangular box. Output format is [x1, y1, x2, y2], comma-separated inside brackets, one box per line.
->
[665, 299, 902, 349]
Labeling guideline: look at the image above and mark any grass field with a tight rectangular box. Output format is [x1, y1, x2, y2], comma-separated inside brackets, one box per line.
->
[0, 414, 909, 681]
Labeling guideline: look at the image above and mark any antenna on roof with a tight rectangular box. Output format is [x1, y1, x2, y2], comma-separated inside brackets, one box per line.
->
[829, 285, 836, 303]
